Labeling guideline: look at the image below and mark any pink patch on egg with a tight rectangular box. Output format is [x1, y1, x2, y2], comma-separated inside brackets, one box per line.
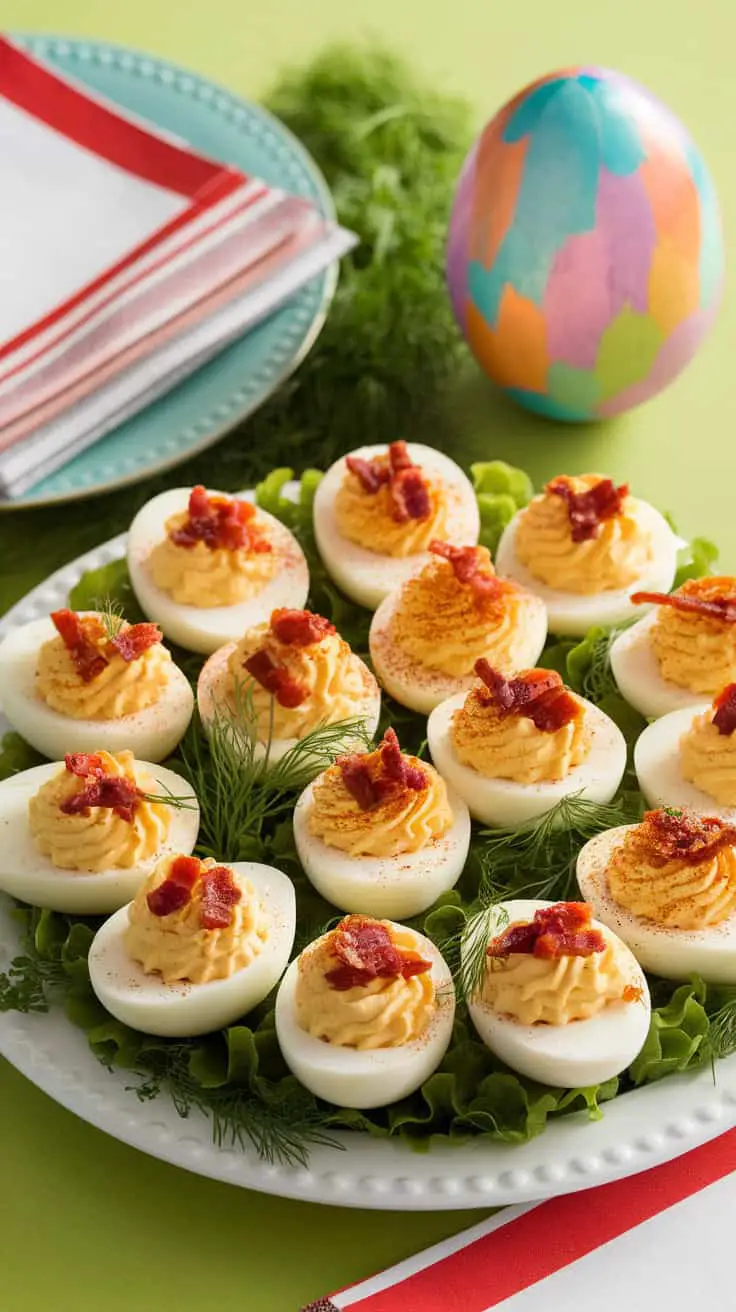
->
[544, 227, 613, 369]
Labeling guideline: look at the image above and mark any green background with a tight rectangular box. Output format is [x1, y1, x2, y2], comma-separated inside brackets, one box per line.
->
[0, 1, 733, 1308]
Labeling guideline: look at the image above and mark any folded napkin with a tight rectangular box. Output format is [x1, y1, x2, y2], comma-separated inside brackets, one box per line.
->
[0, 37, 355, 498]
[302, 1128, 736, 1311]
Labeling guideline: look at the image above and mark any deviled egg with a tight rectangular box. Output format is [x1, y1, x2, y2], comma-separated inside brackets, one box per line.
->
[369, 540, 547, 714]
[634, 685, 736, 820]
[197, 607, 380, 765]
[127, 484, 309, 655]
[467, 899, 650, 1087]
[313, 441, 480, 609]
[275, 914, 455, 1108]
[293, 727, 471, 919]
[88, 854, 296, 1036]
[0, 750, 199, 913]
[427, 660, 626, 827]
[495, 473, 679, 635]
[0, 609, 193, 762]
[610, 576, 736, 719]
[577, 808, 736, 983]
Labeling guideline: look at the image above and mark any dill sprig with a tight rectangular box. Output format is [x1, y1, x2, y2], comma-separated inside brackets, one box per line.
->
[131, 1043, 340, 1168]
[706, 992, 736, 1061]
[137, 786, 199, 813]
[94, 597, 126, 639]
[564, 626, 623, 705]
[0, 946, 67, 1013]
[179, 683, 371, 863]
[475, 792, 639, 906]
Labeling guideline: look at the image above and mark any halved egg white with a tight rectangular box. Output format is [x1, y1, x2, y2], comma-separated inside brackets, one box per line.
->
[495, 504, 680, 636]
[426, 693, 627, 827]
[274, 925, 455, 1108]
[369, 582, 548, 715]
[467, 898, 651, 1087]
[634, 707, 735, 819]
[292, 777, 471, 919]
[0, 762, 199, 914]
[312, 444, 481, 610]
[577, 827, 736, 983]
[0, 616, 194, 763]
[197, 642, 381, 766]
[88, 861, 296, 1036]
[127, 488, 309, 655]
[610, 610, 712, 719]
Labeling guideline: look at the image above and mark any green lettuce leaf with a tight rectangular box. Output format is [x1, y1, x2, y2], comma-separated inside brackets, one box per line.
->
[629, 979, 710, 1084]
[68, 556, 144, 619]
[0, 731, 45, 780]
[471, 460, 534, 557]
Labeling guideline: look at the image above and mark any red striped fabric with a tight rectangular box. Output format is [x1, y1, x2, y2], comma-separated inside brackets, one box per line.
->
[0, 38, 247, 366]
[307, 1129, 736, 1312]
[0, 37, 230, 196]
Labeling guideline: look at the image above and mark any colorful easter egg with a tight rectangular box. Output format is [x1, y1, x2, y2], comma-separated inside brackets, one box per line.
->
[447, 68, 724, 421]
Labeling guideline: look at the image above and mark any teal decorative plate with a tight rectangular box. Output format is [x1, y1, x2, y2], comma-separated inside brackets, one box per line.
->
[4, 34, 337, 510]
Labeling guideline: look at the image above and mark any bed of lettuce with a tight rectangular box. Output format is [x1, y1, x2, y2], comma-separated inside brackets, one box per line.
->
[0, 457, 731, 1168]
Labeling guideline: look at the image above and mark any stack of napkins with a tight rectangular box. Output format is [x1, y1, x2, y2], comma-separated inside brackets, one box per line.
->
[0, 37, 356, 498]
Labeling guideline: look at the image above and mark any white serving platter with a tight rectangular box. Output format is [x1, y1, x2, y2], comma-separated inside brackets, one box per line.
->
[0, 519, 734, 1209]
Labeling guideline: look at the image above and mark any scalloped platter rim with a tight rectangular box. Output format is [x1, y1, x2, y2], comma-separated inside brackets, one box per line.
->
[0, 525, 735, 1209]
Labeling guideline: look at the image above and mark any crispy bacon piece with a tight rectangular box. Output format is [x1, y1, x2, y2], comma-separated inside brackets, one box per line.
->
[379, 726, 427, 791]
[325, 914, 431, 990]
[109, 622, 162, 662]
[199, 865, 242, 929]
[169, 485, 271, 553]
[61, 774, 141, 822]
[388, 440, 413, 475]
[631, 577, 736, 624]
[339, 756, 380, 809]
[338, 728, 427, 810]
[64, 753, 105, 778]
[147, 855, 202, 917]
[487, 902, 606, 960]
[243, 649, 308, 708]
[429, 540, 502, 599]
[345, 455, 390, 494]
[474, 660, 580, 732]
[270, 608, 336, 647]
[713, 684, 736, 736]
[51, 609, 107, 683]
[638, 808, 736, 867]
[547, 476, 628, 542]
[346, 441, 431, 523]
[390, 467, 431, 523]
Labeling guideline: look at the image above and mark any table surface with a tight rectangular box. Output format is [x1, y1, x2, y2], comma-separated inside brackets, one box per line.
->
[0, 1, 734, 1308]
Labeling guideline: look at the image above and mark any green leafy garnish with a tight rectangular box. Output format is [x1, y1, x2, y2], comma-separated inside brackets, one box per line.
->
[257, 46, 472, 466]
[665, 511, 720, 589]
[178, 686, 371, 864]
[629, 980, 710, 1083]
[471, 460, 534, 556]
[0, 731, 44, 781]
[68, 556, 145, 620]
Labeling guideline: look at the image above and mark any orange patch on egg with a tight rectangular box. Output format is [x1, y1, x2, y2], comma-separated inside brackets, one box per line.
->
[466, 286, 549, 392]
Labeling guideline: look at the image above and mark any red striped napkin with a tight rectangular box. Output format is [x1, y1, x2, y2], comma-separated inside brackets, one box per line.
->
[0, 37, 355, 497]
[303, 1129, 736, 1311]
